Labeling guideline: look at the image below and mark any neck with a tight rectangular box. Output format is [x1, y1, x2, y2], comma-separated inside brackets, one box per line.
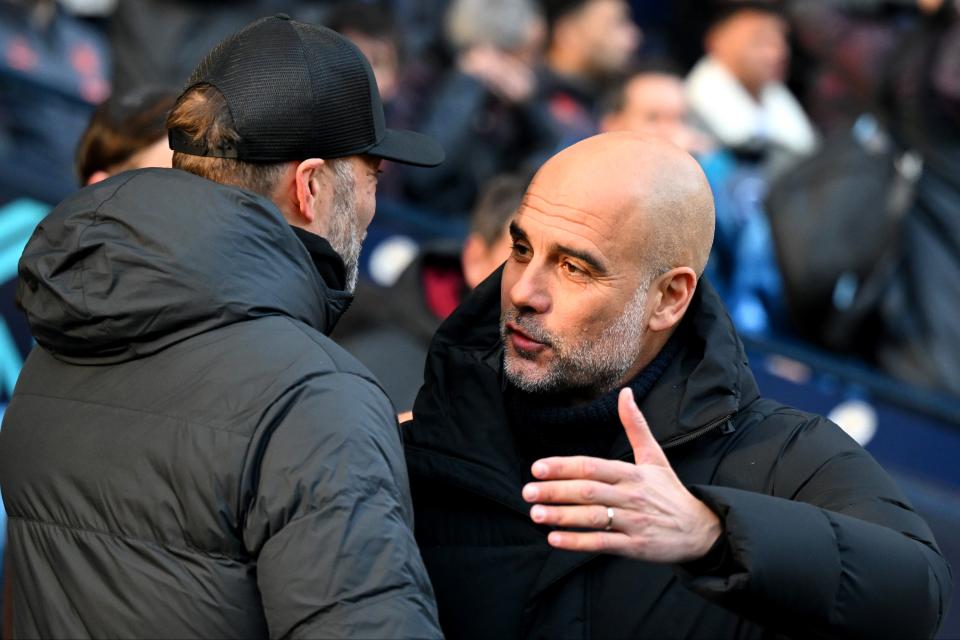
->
[741, 80, 764, 102]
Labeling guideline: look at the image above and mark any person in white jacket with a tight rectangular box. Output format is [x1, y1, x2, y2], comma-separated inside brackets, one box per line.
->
[686, 1, 816, 174]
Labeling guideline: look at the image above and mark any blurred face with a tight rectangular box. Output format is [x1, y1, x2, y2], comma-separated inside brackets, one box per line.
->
[344, 30, 399, 102]
[574, 0, 640, 76]
[708, 11, 789, 96]
[605, 74, 689, 141]
[485, 230, 514, 271]
[463, 227, 514, 289]
[499, 178, 653, 398]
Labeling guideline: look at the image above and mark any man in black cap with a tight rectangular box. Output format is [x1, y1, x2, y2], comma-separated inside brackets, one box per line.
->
[0, 15, 443, 638]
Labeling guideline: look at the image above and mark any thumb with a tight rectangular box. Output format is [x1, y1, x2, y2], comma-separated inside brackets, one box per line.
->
[618, 388, 669, 467]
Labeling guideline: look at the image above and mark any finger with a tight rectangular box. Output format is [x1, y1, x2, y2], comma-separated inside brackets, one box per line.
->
[522, 480, 619, 505]
[530, 504, 620, 531]
[531, 456, 637, 483]
[546, 530, 631, 554]
[618, 388, 669, 467]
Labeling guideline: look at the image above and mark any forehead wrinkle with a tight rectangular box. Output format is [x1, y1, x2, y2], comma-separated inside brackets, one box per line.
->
[517, 208, 615, 271]
[520, 194, 616, 247]
[523, 192, 612, 228]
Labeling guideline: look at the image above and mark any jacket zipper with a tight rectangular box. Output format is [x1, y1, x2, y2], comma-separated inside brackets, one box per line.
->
[661, 413, 736, 450]
[616, 413, 736, 461]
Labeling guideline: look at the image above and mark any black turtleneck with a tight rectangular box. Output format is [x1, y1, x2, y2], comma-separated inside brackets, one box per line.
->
[506, 333, 682, 469]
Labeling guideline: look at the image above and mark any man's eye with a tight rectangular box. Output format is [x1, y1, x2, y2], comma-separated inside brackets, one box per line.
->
[511, 243, 530, 257]
[562, 261, 583, 275]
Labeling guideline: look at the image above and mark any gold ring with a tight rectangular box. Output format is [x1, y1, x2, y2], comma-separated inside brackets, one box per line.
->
[605, 506, 615, 531]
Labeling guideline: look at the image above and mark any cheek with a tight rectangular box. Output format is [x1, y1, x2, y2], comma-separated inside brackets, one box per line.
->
[551, 293, 607, 342]
[360, 186, 376, 228]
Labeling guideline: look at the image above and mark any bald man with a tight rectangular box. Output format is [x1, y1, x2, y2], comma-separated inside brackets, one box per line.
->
[402, 133, 950, 639]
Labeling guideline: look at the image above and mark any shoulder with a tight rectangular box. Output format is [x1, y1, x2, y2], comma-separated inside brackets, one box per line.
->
[242, 319, 404, 483]
[184, 315, 395, 439]
[720, 397, 878, 496]
[234, 314, 386, 388]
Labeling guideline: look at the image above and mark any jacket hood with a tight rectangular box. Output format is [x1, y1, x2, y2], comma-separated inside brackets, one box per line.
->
[408, 268, 759, 489]
[18, 168, 350, 364]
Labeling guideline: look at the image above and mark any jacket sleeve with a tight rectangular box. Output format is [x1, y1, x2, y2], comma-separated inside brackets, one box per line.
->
[679, 412, 952, 640]
[240, 372, 442, 640]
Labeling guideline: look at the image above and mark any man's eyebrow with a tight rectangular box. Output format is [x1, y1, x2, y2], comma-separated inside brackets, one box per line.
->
[509, 221, 607, 273]
[554, 243, 607, 274]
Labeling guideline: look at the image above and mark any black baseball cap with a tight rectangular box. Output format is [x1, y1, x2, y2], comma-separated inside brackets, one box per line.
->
[169, 14, 444, 167]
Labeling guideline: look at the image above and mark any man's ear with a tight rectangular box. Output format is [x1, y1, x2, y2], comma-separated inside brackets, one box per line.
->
[647, 268, 697, 332]
[292, 158, 328, 226]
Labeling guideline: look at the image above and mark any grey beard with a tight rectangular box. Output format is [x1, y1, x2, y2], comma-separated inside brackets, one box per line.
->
[500, 280, 650, 397]
[326, 159, 365, 293]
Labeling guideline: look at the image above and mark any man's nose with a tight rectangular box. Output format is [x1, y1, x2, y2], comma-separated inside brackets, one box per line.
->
[509, 265, 551, 314]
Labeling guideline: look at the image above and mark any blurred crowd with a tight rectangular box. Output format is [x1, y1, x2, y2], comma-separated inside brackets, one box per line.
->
[1, 0, 959, 408]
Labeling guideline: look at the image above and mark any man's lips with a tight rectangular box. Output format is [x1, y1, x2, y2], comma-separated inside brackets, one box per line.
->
[506, 322, 548, 352]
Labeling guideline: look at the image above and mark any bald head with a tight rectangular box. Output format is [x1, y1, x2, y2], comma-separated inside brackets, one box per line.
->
[525, 131, 715, 278]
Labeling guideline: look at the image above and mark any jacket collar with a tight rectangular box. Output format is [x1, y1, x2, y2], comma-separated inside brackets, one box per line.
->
[290, 226, 353, 334]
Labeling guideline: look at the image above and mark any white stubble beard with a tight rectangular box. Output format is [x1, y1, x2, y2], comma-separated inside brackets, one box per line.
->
[326, 159, 366, 293]
[500, 280, 651, 397]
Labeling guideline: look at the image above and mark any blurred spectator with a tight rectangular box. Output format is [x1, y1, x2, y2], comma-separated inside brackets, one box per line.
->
[0, 85, 178, 409]
[686, 1, 816, 177]
[327, 2, 406, 123]
[788, 1, 910, 133]
[679, 1, 815, 334]
[864, 0, 960, 394]
[763, 0, 960, 397]
[75, 86, 176, 185]
[0, 0, 110, 207]
[538, 0, 641, 149]
[600, 63, 781, 334]
[392, 0, 452, 61]
[334, 173, 526, 411]
[109, 0, 329, 95]
[600, 62, 712, 153]
[402, 0, 552, 217]
[328, 1, 436, 201]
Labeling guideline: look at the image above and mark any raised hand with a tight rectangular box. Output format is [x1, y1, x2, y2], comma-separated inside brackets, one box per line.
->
[521, 388, 722, 563]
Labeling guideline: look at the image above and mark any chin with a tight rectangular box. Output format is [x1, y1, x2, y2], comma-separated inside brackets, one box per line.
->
[504, 352, 548, 386]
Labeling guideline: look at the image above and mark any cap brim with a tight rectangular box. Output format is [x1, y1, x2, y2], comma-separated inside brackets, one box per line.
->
[366, 128, 445, 168]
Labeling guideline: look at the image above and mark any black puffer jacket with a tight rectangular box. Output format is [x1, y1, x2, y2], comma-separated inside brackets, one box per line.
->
[0, 169, 441, 639]
[404, 270, 952, 639]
